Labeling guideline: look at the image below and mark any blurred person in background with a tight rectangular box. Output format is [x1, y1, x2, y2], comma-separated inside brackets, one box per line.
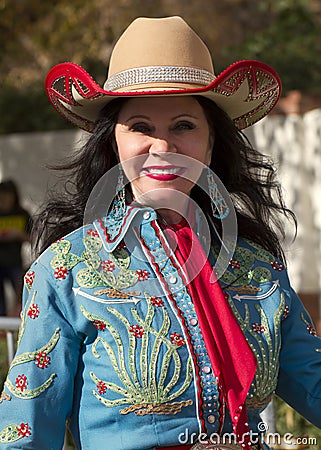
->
[0, 180, 32, 316]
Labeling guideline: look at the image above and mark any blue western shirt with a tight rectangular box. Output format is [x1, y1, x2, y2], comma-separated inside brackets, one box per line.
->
[0, 206, 320, 449]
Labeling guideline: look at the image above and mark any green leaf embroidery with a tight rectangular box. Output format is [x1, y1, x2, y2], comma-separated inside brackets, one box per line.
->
[0, 424, 26, 443]
[81, 297, 193, 415]
[9, 328, 60, 369]
[5, 374, 56, 399]
[76, 268, 104, 288]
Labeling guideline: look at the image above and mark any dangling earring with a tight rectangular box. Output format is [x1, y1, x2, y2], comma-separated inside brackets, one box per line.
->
[110, 166, 126, 219]
[207, 168, 229, 219]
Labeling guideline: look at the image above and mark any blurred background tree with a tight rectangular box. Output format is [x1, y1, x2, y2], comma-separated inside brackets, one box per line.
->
[1, 0, 320, 134]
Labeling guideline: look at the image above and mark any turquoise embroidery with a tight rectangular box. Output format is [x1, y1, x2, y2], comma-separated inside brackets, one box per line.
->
[81, 293, 193, 415]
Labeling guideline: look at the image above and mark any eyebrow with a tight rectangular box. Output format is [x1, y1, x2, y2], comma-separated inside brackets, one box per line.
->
[123, 113, 199, 123]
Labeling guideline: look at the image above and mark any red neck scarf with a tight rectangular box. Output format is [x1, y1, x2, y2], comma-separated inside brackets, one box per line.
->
[163, 220, 256, 449]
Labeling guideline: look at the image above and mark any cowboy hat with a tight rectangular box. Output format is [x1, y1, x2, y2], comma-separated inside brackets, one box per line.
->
[45, 16, 281, 132]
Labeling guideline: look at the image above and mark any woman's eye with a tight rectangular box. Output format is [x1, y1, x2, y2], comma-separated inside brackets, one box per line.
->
[174, 121, 196, 131]
[130, 123, 152, 133]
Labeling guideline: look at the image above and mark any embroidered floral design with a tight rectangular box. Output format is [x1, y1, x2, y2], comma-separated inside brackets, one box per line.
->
[50, 238, 81, 279]
[252, 323, 265, 333]
[80, 293, 193, 416]
[17, 423, 31, 438]
[129, 324, 144, 338]
[27, 304, 39, 319]
[5, 328, 59, 400]
[54, 266, 68, 280]
[170, 332, 185, 346]
[213, 239, 277, 288]
[0, 423, 31, 443]
[101, 260, 115, 272]
[301, 312, 318, 337]
[271, 261, 284, 271]
[17, 291, 37, 346]
[50, 231, 142, 293]
[93, 320, 107, 331]
[35, 352, 51, 369]
[74, 234, 139, 291]
[307, 325, 317, 336]
[228, 293, 285, 410]
[229, 258, 241, 270]
[15, 375, 28, 392]
[150, 296, 164, 307]
[136, 269, 149, 281]
[97, 380, 108, 394]
[24, 271, 35, 290]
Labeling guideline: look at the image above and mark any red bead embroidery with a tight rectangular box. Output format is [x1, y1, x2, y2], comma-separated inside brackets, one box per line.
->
[101, 260, 115, 272]
[307, 324, 317, 336]
[283, 305, 290, 319]
[150, 296, 164, 307]
[97, 380, 107, 394]
[35, 352, 51, 369]
[93, 320, 107, 331]
[271, 261, 284, 271]
[54, 266, 68, 279]
[27, 304, 40, 319]
[17, 423, 31, 438]
[252, 323, 265, 333]
[136, 269, 150, 281]
[24, 271, 35, 289]
[170, 332, 185, 346]
[129, 324, 144, 338]
[229, 258, 241, 270]
[87, 229, 99, 237]
[15, 374, 28, 392]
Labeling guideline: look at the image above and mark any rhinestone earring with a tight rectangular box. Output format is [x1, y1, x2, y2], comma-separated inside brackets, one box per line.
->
[207, 168, 229, 219]
[110, 166, 126, 219]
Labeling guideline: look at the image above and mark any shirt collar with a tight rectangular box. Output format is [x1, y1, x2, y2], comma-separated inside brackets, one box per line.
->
[93, 204, 156, 252]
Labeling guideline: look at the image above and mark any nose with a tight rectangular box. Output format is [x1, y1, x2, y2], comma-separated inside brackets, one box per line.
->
[149, 136, 177, 155]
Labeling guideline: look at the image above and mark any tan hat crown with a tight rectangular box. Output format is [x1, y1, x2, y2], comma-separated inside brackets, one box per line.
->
[105, 16, 216, 92]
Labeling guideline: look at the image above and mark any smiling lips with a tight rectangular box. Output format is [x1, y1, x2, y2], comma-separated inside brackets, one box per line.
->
[142, 166, 186, 181]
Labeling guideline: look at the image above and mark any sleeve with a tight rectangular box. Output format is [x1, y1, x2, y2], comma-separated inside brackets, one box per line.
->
[276, 278, 321, 429]
[0, 259, 82, 449]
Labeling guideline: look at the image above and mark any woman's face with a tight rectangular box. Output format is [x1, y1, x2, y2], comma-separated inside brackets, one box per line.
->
[114, 96, 213, 208]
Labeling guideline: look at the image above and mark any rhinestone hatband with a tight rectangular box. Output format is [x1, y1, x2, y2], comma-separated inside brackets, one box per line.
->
[104, 66, 215, 91]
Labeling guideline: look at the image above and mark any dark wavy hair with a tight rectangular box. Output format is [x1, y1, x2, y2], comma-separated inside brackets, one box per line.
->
[32, 96, 295, 261]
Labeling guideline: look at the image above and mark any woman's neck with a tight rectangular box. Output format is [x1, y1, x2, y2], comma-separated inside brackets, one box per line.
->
[157, 209, 185, 225]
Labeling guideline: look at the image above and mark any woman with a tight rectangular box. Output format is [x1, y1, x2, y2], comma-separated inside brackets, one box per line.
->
[0, 16, 320, 450]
